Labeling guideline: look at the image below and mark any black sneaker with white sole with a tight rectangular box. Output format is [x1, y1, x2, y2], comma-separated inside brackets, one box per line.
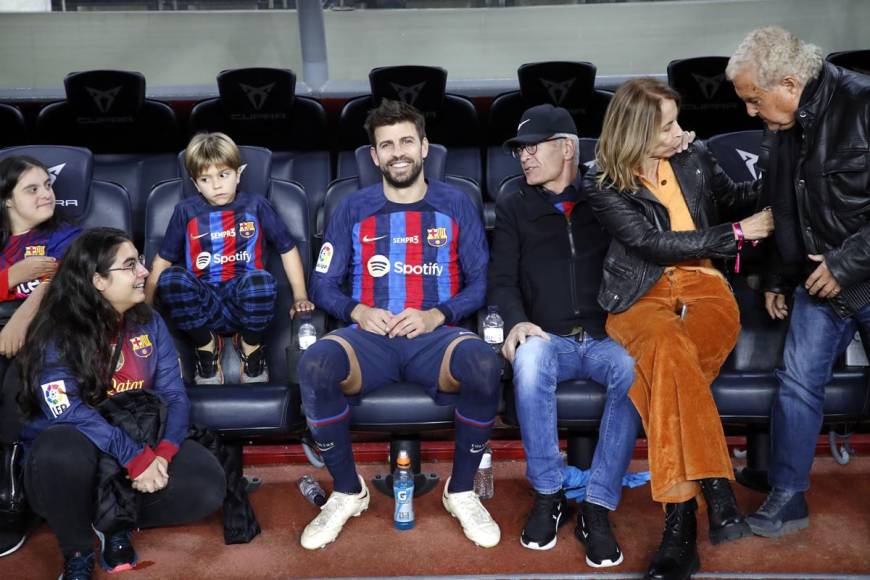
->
[520, 490, 568, 550]
[576, 500, 624, 568]
[0, 509, 40, 558]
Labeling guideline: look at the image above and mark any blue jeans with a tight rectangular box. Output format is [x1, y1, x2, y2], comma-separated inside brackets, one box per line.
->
[770, 286, 870, 491]
[512, 333, 640, 510]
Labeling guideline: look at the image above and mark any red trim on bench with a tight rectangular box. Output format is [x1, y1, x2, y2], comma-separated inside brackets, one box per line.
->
[242, 434, 870, 466]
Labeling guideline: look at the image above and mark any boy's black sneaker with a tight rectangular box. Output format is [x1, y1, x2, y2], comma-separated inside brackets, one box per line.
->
[60, 550, 95, 580]
[520, 490, 568, 550]
[235, 336, 269, 383]
[194, 334, 223, 385]
[95, 527, 137, 572]
[576, 501, 624, 568]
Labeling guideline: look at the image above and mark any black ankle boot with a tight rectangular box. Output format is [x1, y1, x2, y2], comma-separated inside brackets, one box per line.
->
[699, 478, 752, 545]
[645, 499, 700, 580]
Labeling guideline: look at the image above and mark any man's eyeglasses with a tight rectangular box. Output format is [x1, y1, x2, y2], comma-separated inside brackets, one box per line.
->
[510, 137, 563, 159]
[108, 255, 146, 274]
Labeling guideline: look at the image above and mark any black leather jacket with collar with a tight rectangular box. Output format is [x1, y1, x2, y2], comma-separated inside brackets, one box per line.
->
[585, 142, 760, 313]
[772, 62, 870, 317]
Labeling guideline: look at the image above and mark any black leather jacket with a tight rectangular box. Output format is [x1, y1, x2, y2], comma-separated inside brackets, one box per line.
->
[585, 142, 760, 313]
[771, 62, 870, 317]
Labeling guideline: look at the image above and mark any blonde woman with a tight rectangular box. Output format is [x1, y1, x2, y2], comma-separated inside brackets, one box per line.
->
[585, 78, 773, 580]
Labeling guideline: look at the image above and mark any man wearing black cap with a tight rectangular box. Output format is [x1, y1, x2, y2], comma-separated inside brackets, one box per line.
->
[487, 104, 639, 567]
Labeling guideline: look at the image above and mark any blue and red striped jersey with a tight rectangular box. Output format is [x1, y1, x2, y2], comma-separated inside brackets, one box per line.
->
[0, 223, 81, 301]
[350, 198, 462, 314]
[312, 181, 488, 324]
[158, 191, 295, 285]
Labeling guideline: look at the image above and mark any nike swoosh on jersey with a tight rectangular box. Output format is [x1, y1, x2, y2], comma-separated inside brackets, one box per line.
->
[190, 232, 210, 240]
[362, 235, 387, 243]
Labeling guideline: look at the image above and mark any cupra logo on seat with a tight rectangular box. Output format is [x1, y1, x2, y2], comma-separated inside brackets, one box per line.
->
[389, 82, 427, 106]
[691, 73, 725, 101]
[239, 83, 276, 111]
[539, 78, 575, 106]
[85, 86, 122, 113]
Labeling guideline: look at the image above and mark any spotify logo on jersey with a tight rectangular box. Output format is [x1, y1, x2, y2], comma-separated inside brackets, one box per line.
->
[367, 254, 390, 278]
[195, 252, 212, 270]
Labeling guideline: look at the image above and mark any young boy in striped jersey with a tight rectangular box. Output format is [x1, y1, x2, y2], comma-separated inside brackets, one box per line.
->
[145, 132, 312, 384]
[297, 100, 502, 550]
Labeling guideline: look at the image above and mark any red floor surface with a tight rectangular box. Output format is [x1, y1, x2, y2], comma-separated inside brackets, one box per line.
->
[2, 456, 869, 579]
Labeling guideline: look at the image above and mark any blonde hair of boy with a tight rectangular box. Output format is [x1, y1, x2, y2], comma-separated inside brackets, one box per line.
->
[184, 132, 242, 179]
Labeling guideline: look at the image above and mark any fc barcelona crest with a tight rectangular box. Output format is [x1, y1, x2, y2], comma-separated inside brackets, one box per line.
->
[426, 227, 448, 248]
[238, 221, 256, 239]
[25, 245, 46, 258]
[130, 334, 154, 358]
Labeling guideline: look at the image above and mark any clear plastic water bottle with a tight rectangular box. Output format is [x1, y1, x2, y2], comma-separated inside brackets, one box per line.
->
[483, 305, 504, 351]
[393, 450, 415, 530]
[298, 313, 317, 351]
[473, 445, 494, 500]
[846, 331, 869, 366]
[297, 475, 326, 507]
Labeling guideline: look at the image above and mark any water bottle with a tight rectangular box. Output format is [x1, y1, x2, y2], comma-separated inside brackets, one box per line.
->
[846, 331, 869, 366]
[393, 450, 415, 530]
[298, 313, 317, 351]
[297, 475, 326, 507]
[473, 445, 494, 500]
[482, 305, 504, 351]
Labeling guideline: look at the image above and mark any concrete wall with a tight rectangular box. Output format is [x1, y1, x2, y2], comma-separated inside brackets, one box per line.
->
[0, 0, 866, 90]
[0, 0, 50, 11]
[323, 0, 869, 79]
[0, 11, 304, 89]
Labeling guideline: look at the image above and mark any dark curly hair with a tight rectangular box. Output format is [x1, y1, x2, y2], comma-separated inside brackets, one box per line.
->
[19, 227, 151, 418]
[363, 99, 426, 145]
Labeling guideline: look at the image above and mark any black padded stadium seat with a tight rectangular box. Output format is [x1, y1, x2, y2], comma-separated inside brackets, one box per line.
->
[144, 146, 310, 438]
[705, 130, 766, 237]
[0, 104, 26, 149]
[189, 67, 331, 235]
[486, 62, 611, 198]
[92, 154, 178, 249]
[0, 145, 130, 233]
[36, 70, 181, 154]
[667, 56, 762, 138]
[336, 65, 482, 190]
[493, 137, 598, 203]
[706, 131, 764, 183]
[827, 50, 870, 75]
[34, 70, 182, 248]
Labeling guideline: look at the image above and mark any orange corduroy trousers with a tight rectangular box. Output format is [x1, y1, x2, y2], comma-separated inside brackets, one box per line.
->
[606, 268, 739, 504]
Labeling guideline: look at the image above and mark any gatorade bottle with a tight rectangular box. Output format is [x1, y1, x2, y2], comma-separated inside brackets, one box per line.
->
[393, 450, 415, 530]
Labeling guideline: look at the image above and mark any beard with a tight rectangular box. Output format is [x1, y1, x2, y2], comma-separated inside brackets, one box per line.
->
[381, 157, 424, 189]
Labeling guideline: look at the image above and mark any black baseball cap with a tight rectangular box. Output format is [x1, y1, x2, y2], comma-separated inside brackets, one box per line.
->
[503, 104, 577, 149]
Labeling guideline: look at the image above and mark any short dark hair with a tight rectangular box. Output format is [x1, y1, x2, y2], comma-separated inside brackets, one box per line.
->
[364, 99, 426, 145]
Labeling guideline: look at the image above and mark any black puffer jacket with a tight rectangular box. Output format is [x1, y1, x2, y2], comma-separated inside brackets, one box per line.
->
[773, 62, 870, 317]
[95, 390, 260, 544]
[585, 142, 760, 313]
